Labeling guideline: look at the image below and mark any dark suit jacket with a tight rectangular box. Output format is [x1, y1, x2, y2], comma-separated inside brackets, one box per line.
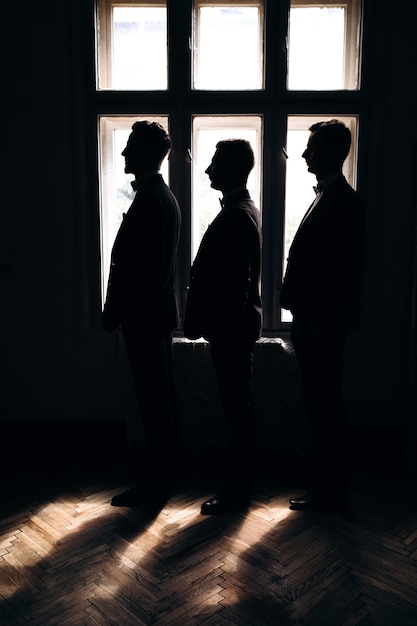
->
[280, 175, 365, 333]
[183, 189, 262, 342]
[102, 173, 181, 336]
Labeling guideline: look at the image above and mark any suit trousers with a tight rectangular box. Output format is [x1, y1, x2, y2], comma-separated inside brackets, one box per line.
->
[122, 328, 180, 479]
[210, 337, 258, 485]
[290, 318, 349, 489]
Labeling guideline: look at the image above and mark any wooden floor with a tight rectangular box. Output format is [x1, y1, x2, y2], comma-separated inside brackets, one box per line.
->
[1, 453, 417, 626]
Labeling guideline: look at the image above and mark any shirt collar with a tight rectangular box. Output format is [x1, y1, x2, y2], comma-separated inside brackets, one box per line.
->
[316, 172, 343, 192]
[131, 171, 160, 191]
[220, 186, 249, 207]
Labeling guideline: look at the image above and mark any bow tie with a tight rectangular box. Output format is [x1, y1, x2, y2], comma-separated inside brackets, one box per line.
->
[131, 180, 138, 192]
[313, 183, 323, 194]
[219, 197, 225, 209]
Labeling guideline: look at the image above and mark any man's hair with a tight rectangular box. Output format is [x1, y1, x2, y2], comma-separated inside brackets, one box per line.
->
[309, 119, 351, 163]
[130, 120, 172, 165]
[215, 139, 255, 180]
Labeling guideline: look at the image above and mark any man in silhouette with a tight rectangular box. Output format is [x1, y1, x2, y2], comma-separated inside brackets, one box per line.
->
[101, 121, 182, 506]
[184, 139, 262, 514]
[280, 119, 365, 510]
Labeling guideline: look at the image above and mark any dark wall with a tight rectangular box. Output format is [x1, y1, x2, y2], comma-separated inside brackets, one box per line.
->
[2, 2, 417, 464]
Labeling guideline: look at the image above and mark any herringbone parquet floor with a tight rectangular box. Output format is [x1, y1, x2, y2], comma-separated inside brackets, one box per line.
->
[1, 454, 417, 626]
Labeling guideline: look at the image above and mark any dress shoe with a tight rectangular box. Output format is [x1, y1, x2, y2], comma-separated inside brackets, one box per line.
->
[200, 490, 250, 515]
[289, 489, 347, 511]
[111, 481, 170, 507]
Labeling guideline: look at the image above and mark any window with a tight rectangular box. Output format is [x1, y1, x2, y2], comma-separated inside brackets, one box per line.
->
[287, 1, 362, 90]
[193, 2, 264, 90]
[94, 0, 363, 331]
[96, 0, 168, 90]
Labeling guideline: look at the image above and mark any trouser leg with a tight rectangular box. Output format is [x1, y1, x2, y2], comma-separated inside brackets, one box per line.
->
[122, 330, 179, 479]
[210, 339, 257, 484]
[291, 321, 348, 489]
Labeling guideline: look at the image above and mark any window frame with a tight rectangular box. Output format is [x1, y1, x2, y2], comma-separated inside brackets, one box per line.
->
[96, 0, 168, 90]
[91, 0, 365, 334]
[288, 0, 362, 90]
[192, 0, 265, 91]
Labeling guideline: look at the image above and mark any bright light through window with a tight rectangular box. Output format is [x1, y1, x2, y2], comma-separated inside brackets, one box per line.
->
[194, 3, 263, 90]
[287, 3, 360, 90]
[192, 116, 262, 261]
[288, 7, 345, 90]
[96, 2, 167, 90]
[112, 7, 167, 90]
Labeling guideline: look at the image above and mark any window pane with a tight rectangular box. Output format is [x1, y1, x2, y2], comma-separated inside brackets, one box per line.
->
[287, 2, 360, 90]
[282, 116, 358, 321]
[192, 116, 262, 260]
[97, 2, 167, 90]
[98, 116, 169, 300]
[194, 3, 264, 90]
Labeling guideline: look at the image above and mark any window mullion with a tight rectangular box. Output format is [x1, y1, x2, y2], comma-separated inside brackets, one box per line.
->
[262, 0, 289, 329]
[264, 0, 289, 97]
[167, 0, 192, 97]
[167, 0, 193, 327]
[260, 109, 287, 331]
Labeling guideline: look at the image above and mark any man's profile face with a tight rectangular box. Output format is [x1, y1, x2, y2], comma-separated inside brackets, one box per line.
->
[302, 130, 341, 178]
[302, 132, 324, 175]
[122, 132, 149, 176]
[205, 148, 229, 192]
